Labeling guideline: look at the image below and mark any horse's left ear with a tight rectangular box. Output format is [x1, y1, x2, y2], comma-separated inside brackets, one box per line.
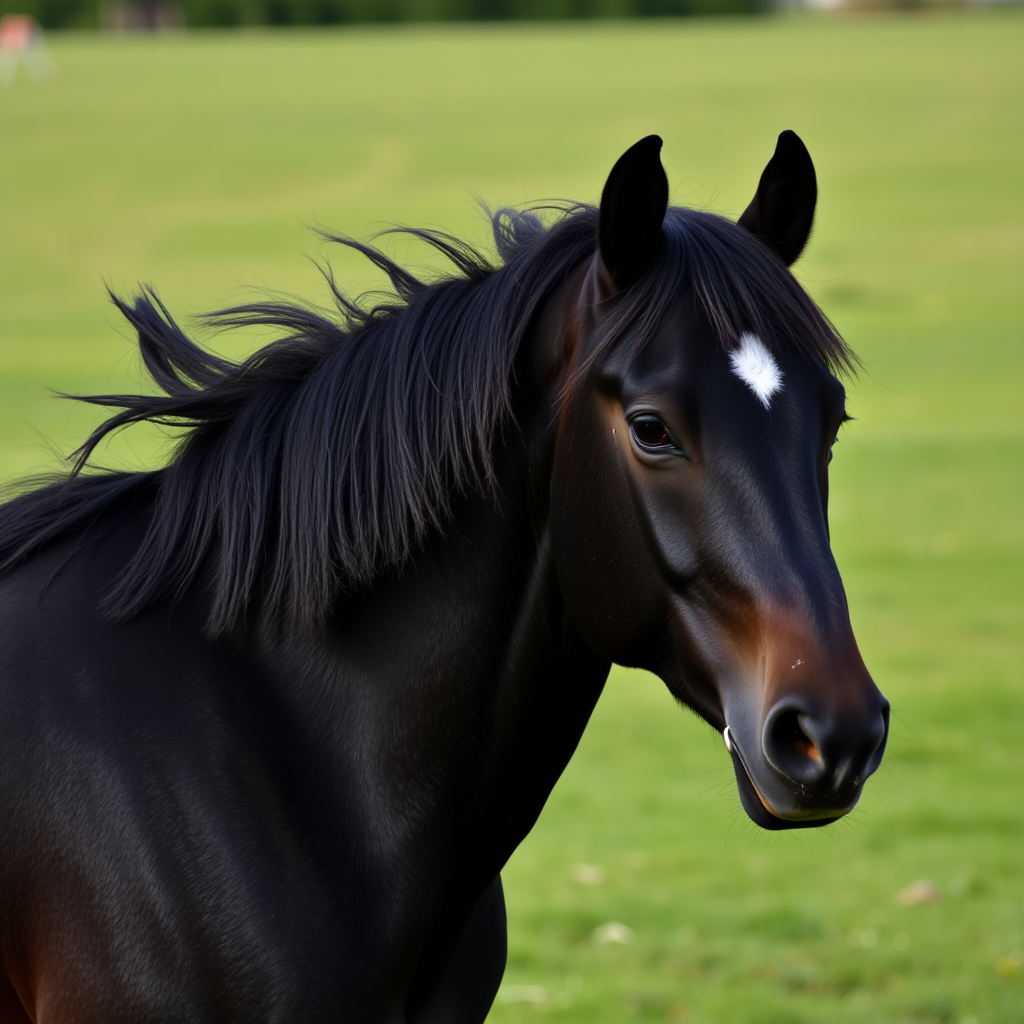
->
[598, 135, 669, 292]
[738, 130, 817, 266]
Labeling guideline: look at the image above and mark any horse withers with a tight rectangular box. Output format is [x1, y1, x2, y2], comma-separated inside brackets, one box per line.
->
[0, 132, 887, 1022]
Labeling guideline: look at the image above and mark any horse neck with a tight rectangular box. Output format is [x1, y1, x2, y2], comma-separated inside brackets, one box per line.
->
[253, 269, 610, 867]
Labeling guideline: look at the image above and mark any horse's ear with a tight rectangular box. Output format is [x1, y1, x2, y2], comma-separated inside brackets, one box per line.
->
[738, 130, 817, 266]
[598, 135, 669, 292]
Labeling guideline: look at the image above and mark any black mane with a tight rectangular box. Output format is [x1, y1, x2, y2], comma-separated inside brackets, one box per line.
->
[0, 205, 852, 635]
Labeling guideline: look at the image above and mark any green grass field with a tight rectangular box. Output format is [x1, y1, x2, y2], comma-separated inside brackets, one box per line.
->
[1, 11, 1022, 1022]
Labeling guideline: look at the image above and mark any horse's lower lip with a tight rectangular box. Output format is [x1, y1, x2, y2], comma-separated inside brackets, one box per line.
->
[725, 731, 845, 831]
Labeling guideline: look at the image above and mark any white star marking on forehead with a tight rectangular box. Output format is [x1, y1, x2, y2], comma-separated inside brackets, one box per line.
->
[729, 332, 783, 409]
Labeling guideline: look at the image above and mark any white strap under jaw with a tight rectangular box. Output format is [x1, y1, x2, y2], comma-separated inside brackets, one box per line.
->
[723, 725, 733, 753]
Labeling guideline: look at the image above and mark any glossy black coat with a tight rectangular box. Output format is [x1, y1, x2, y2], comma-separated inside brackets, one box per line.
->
[0, 134, 887, 1022]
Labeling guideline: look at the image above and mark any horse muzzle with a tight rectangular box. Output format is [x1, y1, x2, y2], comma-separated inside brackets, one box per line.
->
[723, 689, 890, 831]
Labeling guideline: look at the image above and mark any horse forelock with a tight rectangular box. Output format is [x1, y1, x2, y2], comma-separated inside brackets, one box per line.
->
[0, 203, 852, 637]
[579, 207, 855, 384]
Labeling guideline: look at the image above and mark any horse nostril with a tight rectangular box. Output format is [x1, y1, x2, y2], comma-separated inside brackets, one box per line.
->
[778, 710, 820, 761]
[762, 703, 826, 786]
[864, 699, 890, 774]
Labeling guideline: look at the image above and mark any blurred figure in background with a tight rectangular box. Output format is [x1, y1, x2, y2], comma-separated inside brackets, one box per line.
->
[0, 14, 53, 85]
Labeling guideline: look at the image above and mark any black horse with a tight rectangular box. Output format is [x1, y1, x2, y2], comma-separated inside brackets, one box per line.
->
[0, 133, 888, 1023]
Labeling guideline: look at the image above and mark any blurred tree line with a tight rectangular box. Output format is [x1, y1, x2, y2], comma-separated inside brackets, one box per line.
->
[3, 0, 759, 31]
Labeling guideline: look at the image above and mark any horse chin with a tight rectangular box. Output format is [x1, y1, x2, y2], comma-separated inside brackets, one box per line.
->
[728, 746, 845, 832]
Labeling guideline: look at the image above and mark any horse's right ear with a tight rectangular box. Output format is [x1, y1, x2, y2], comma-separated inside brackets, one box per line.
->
[598, 135, 669, 292]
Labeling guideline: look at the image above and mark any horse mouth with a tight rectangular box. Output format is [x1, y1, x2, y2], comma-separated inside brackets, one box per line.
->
[725, 730, 844, 832]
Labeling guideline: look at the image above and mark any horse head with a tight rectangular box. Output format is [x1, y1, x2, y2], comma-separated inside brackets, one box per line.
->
[549, 133, 889, 830]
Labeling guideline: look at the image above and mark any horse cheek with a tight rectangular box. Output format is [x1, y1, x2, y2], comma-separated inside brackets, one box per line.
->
[549, 412, 664, 667]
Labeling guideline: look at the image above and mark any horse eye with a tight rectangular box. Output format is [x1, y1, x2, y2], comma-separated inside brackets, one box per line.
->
[630, 415, 676, 453]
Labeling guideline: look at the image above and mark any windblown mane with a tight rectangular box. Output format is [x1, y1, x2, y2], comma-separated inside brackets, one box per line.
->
[0, 205, 852, 635]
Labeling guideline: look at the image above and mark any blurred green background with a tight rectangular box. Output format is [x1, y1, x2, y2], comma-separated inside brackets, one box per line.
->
[1, 11, 1022, 1022]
